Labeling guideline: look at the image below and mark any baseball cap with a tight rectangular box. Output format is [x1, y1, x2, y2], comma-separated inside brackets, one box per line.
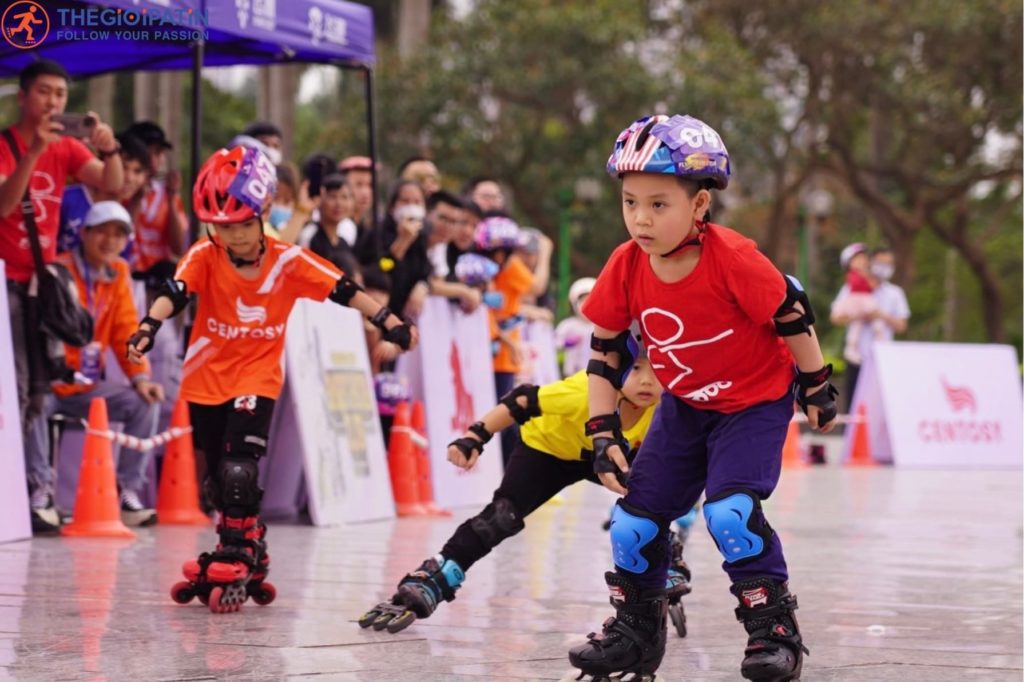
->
[125, 121, 173, 150]
[84, 201, 132, 234]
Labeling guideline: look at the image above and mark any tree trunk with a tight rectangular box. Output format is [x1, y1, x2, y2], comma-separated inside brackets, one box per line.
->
[945, 234, 1005, 342]
[397, 0, 432, 57]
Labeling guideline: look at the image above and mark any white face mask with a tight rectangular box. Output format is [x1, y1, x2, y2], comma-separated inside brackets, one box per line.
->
[870, 263, 894, 281]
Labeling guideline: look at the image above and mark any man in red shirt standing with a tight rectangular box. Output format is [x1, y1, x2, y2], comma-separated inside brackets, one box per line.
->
[0, 60, 123, 503]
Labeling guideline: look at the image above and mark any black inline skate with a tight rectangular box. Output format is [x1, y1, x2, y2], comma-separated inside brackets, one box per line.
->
[568, 571, 667, 681]
[170, 515, 276, 614]
[665, 530, 692, 638]
[359, 555, 465, 633]
[732, 576, 809, 681]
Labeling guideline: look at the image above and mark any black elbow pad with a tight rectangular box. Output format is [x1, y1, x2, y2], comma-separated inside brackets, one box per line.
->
[329, 274, 363, 306]
[499, 384, 541, 425]
[159, 279, 191, 317]
[773, 274, 816, 336]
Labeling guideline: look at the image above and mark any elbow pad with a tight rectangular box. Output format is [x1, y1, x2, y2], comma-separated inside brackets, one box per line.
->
[586, 329, 639, 390]
[329, 274, 364, 306]
[158, 279, 190, 317]
[773, 274, 816, 336]
[499, 384, 541, 425]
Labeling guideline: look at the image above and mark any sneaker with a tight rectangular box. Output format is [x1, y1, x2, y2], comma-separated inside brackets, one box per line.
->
[29, 488, 60, 534]
[120, 490, 157, 527]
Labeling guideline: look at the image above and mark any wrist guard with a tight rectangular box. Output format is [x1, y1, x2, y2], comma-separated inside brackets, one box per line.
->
[795, 364, 838, 427]
[593, 434, 632, 487]
[127, 316, 162, 356]
[370, 307, 414, 350]
[468, 421, 493, 443]
[585, 412, 622, 437]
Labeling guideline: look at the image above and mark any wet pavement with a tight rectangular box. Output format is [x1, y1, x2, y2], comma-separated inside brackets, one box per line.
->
[1, 462, 1020, 681]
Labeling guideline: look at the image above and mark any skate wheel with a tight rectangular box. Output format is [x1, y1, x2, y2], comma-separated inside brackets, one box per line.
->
[209, 586, 242, 614]
[251, 581, 276, 606]
[357, 609, 381, 628]
[669, 602, 687, 638]
[385, 610, 416, 633]
[170, 581, 194, 605]
[371, 612, 394, 630]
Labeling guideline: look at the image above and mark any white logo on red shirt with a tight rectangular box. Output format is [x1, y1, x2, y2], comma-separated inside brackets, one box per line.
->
[641, 307, 734, 394]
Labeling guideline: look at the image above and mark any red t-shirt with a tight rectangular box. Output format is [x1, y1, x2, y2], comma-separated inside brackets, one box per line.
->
[0, 128, 95, 282]
[174, 236, 342, 405]
[582, 224, 794, 413]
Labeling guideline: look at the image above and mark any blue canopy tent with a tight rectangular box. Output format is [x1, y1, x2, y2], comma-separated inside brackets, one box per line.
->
[0, 0, 378, 234]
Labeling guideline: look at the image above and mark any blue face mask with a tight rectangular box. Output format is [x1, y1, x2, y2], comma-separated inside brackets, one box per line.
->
[269, 204, 293, 229]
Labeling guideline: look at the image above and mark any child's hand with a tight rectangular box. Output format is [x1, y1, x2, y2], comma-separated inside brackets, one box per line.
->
[593, 435, 630, 495]
[803, 384, 838, 433]
[447, 434, 484, 470]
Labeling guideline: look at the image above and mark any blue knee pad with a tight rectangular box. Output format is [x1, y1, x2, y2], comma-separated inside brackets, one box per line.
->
[675, 506, 699, 529]
[609, 500, 668, 574]
[703, 490, 773, 564]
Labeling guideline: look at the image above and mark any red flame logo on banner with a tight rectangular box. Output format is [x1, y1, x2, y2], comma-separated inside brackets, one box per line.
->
[940, 376, 976, 414]
[450, 341, 475, 432]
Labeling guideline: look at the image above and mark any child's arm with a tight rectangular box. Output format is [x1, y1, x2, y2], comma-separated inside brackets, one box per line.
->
[447, 384, 542, 470]
[773, 278, 839, 434]
[587, 325, 633, 495]
[328, 275, 419, 351]
[126, 280, 189, 364]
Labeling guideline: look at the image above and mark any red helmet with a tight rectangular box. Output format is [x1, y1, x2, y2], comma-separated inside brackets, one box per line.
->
[193, 146, 277, 224]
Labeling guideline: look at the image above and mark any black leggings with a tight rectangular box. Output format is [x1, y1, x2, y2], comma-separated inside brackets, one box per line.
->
[440, 442, 599, 571]
[189, 396, 275, 515]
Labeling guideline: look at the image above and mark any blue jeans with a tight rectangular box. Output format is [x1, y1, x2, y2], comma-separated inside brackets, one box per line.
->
[621, 388, 794, 590]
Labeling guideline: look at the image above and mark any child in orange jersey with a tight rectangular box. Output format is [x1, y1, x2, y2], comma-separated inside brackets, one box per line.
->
[127, 146, 418, 613]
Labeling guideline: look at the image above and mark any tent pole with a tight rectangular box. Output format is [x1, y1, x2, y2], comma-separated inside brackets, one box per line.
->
[362, 65, 378, 231]
[189, 37, 204, 244]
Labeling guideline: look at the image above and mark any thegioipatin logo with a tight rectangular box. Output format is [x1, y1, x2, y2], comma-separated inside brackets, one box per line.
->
[2, 1, 49, 49]
[940, 376, 976, 414]
[236, 297, 267, 325]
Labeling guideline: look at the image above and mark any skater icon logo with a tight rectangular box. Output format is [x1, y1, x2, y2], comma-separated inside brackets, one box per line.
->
[741, 587, 769, 608]
[640, 308, 734, 396]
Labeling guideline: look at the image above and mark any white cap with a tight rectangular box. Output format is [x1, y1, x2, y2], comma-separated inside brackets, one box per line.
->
[839, 242, 867, 270]
[84, 201, 132, 233]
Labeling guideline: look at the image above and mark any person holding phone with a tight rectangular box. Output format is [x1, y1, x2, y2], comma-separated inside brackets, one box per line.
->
[380, 180, 432, 319]
[0, 59, 124, 530]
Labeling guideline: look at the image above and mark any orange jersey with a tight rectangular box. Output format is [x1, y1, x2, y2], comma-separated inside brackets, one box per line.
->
[52, 252, 150, 398]
[133, 181, 187, 273]
[489, 254, 534, 373]
[174, 236, 342, 404]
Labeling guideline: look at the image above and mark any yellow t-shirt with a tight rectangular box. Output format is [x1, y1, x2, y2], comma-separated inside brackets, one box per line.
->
[520, 371, 655, 461]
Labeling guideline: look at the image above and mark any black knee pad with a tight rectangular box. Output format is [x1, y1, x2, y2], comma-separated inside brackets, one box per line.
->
[469, 497, 525, 551]
[218, 457, 262, 516]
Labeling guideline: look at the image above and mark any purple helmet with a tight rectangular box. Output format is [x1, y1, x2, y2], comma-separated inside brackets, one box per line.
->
[454, 253, 500, 286]
[374, 372, 410, 417]
[606, 114, 730, 189]
[474, 216, 522, 251]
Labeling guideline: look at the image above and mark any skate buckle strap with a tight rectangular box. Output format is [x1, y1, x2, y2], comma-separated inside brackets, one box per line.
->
[587, 616, 659, 656]
[734, 592, 799, 623]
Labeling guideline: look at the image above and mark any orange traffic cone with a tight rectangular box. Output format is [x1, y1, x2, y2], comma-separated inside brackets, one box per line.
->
[781, 410, 805, 468]
[847, 403, 875, 466]
[388, 401, 428, 516]
[411, 401, 451, 517]
[157, 400, 211, 525]
[62, 398, 136, 538]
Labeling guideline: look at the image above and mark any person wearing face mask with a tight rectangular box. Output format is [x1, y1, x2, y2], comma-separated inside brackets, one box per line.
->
[830, 245, 910, 409]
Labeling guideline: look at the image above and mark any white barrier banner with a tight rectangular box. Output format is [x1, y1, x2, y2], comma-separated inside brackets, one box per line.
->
[520, 319, 560, 386]
[849, 341, 1022, 468]
[0, 263, 32, 542]
[399, 297, 503, 508]
[276, 300, 394, 524]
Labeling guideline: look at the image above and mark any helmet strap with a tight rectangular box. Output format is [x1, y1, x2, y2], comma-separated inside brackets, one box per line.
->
[659, 220, 707, 258]
[228, 234, 266, 268]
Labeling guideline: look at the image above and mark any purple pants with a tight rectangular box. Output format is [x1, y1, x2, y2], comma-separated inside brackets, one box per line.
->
[621, 388, 794, 590]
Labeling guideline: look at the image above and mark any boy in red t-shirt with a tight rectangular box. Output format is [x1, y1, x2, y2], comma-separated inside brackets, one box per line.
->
[567, 115, 838, 682]
[127, 146, 418, 614]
